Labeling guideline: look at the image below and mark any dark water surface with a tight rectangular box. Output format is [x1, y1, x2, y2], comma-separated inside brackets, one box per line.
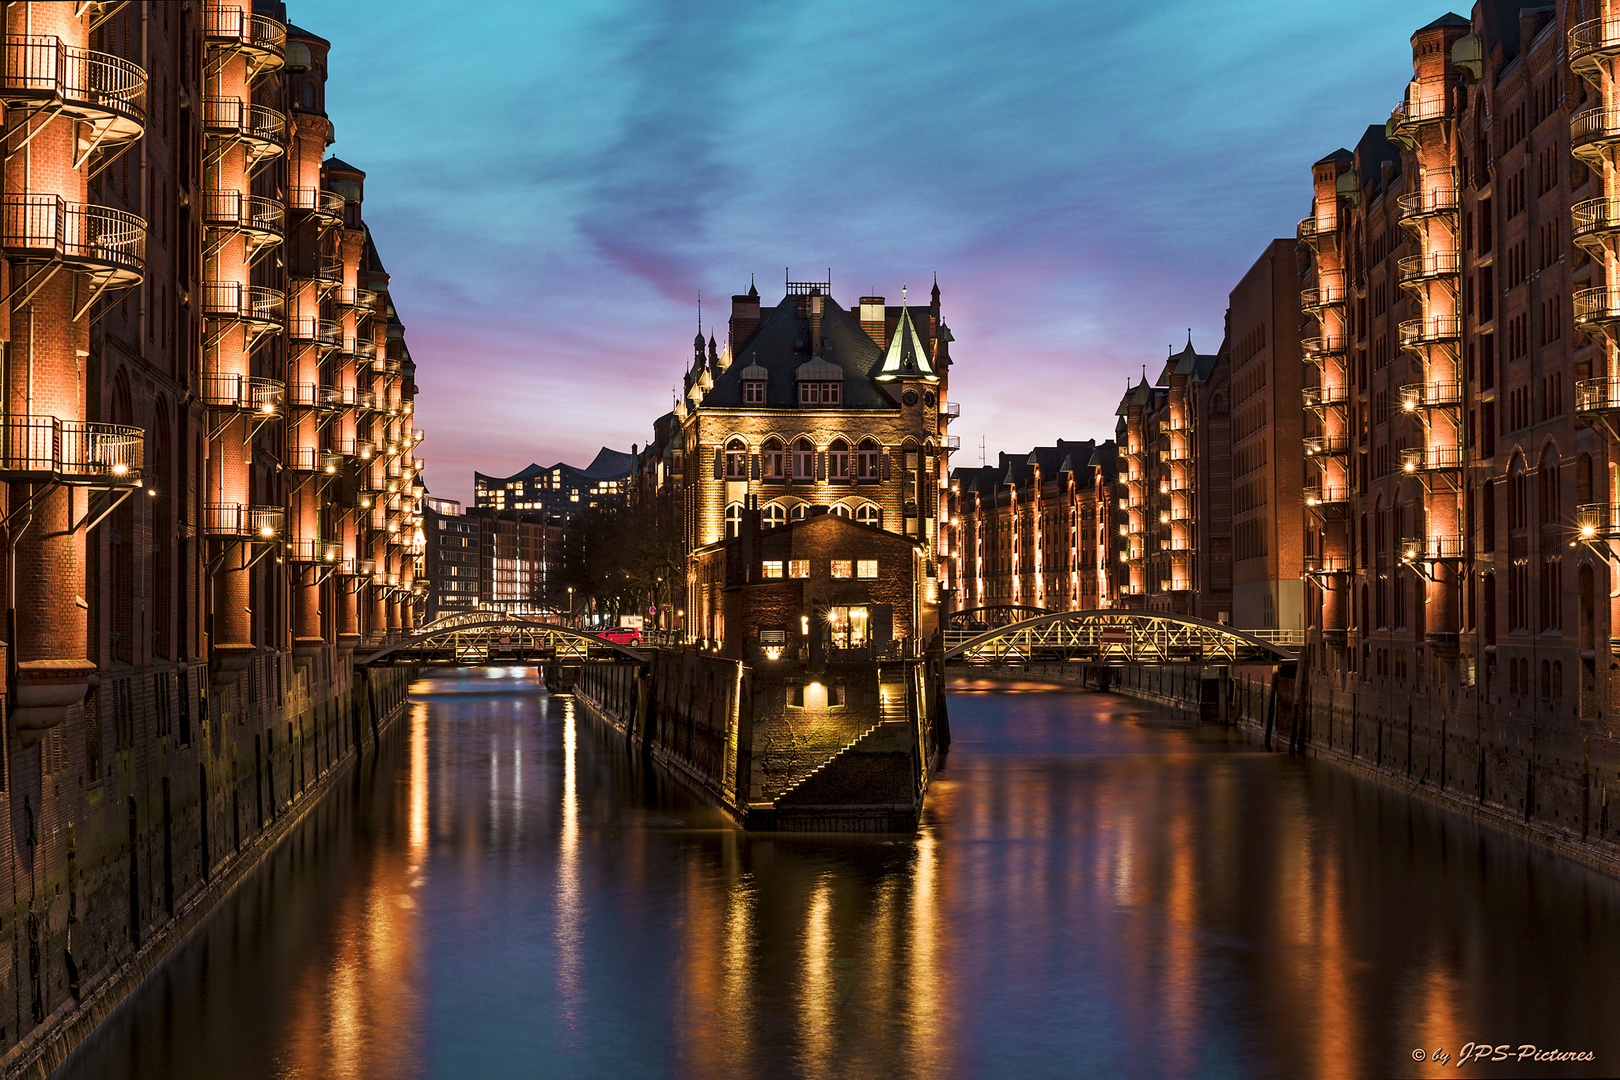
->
[57, 670, 1620, 1079]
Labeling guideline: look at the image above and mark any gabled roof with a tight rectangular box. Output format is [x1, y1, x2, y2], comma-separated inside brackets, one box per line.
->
[1314, 147, 1355, 167]
[701, 296, 893, 409]
[1416, 12, 1470, 34]
[875, 302, 937, 382]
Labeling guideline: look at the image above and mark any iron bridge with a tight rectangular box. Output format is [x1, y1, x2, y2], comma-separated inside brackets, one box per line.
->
[943, 610, 1300, 666]
[357, 612, 649, 666]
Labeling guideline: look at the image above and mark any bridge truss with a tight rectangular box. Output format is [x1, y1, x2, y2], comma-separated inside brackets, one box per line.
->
[358, 613, 648, 665]
[943, 610, 1299, 665]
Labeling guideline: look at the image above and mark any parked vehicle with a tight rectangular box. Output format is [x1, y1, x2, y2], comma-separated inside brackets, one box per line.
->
[599, 625, 642, 646]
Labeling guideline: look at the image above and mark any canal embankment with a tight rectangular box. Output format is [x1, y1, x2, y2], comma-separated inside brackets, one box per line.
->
[951, 658, 1620, 883]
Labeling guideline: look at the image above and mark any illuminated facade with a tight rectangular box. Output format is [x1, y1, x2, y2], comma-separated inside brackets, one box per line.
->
[941, 440, 1119, 614]
[678, 277, 958, 641]
[0, 3, 425, 1063]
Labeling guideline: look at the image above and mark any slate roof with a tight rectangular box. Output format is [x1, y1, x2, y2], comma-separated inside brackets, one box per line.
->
[703, 296, 899, 409]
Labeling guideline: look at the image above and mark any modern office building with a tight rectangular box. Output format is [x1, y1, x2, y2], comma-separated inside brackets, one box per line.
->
[473, 446, 631, 519]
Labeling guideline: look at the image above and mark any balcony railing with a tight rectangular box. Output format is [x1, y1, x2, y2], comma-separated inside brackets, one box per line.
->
[203, 5, 288, 60]
[202, 374, 282, 414]
[1300, 277, 1347, 311]
[1577, 503, 1620, 540]
[334, 286, 378, 310]
[1572, 108, 1620, 161]
[286, 537, 344, 563]
[1576, 377, 1620, 414]
[200, 190, 282, 242]
[200, 281, 281, 324]
[942, 400, 961, 421]
[1570, 17, 1620, 73]
[285, 445, 345, 473]
[1574, 287, 1620, 330]
[1, 195, 144, 282]
[1398, 381, 1462, 410]
[1390, 93, 1449, 130]
[289, 253, 342, 285]
[1571, 197, 1620, 253]
[1400, 535, 1466, 562]
[286, 316, 342, 345]
[1302, 334, 1347, 360]
[288, 186, 346, 223]
[1397, 316, 1462, 348]
[1396, 251, 1461, 286]
[203, 503, 282, 539]
[1400, 445, 1464, 472]
[1302, 385, 1348, 410]
[0, 36, 145, 143]
[0, 417, 142, 481]
[1296, 215, 1336, 247]
[203, 96, 286, 157]
[1395, 188, 1458, 222]
[1303, 486, 1350, 509]
[1303, 554, 1352, 574]
[1304, 435, 1349, 457]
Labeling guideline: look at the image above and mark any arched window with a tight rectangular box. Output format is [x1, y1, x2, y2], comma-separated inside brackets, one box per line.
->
[151, 404, 173, 659]
[828, 439, 851, 481]
[762, 503, 786, 528]
[831, 504, 852, 519]
[856, 438, 880, 480]
[724, 438, 749, 480]
[761, 438, 785, 480]
[1552, 661, 1564, 700]
[793, 438, 815, 480]
[1537, 447, 1560, 527]
[856, 503, 881, 527]
[1508, 453, 1527, 530]
[790, 503, 810, 521]
[1541, 659, 1552, 700]
[725, 502, 743, 539]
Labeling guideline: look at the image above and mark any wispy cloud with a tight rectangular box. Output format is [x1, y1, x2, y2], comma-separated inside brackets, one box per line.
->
[310, 0, 1421, 503]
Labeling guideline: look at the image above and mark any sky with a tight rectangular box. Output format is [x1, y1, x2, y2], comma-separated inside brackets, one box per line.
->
[303, 0, 1427, 507]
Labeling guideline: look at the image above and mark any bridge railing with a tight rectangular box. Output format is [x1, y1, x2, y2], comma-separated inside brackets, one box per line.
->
[944, 610, 1297, 665]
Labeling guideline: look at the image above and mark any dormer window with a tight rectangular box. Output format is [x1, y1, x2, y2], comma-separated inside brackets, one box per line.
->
[800, 381, 840, 405]
[744, 381, 766, 404]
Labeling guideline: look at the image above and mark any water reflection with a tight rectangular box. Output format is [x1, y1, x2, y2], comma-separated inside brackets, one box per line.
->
[57, 671, 1620, 1080]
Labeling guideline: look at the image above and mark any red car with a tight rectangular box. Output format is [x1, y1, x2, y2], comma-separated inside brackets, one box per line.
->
[599, 626, 642, 646]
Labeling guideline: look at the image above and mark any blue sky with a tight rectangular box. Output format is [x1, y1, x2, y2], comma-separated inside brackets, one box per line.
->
[306, 0, 1426, 505]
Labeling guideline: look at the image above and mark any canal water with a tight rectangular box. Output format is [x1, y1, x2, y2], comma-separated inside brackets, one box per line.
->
[57, 670, 1620, 1080]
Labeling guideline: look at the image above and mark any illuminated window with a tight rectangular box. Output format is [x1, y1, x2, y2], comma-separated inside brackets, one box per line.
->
[857, 559, 878, 578]
[831, 559, 852, 578]
[856, 438, 880, 480]
[831, 504, 852, 518]
[789, 560, 809, 578]
[744, 380, 766, 404]
[828, 439, 850, 481]
[793, 438, 815, 480]
[856, 503, 881, 527]
[791, 504, 810, 521]
[724, 438, 748, 479]
[725, 503, 743, 539]
[763, 503, 786, 528]
[762, 560, 784, 578]
[762, 438, 785, 480]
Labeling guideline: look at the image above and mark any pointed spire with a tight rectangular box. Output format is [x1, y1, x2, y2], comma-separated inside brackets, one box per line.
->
[748, 273, 757, 299]
[1187, 327, 1193, 349]
[931, 273, 940, 304]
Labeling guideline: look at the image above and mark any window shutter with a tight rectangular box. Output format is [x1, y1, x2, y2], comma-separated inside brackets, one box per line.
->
[751, 453, 761, 480]
[713, 448, 723, 480]
[881, 454, 891, 481]
[816, 452, 826, 481]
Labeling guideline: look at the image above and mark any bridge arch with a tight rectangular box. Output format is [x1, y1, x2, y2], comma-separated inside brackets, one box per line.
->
[945, 605, 1049, 630]
[943, 609, 1299, 665]
[358, 614, 649, 665]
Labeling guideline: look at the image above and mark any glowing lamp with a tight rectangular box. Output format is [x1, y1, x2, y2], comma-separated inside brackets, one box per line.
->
[1582, 524, 1597, 538]
[260, 525, 274, 538]
[764, 646, 782, 661]
[261, 402, 276, 414]
[112, 463, 127, 475]
[1404, 462, 1416, 472]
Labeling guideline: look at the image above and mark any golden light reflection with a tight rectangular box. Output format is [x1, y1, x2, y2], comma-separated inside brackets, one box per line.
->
[800, 876, 835, 1075]
[555, 698, 584, 1025]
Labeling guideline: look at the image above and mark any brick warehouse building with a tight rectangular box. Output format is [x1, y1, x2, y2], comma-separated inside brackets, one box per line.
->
[671, 276, 959, 645]
[0, 3, 427, 1064]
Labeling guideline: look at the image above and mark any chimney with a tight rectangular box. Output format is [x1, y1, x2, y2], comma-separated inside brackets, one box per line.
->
[809, 289, 824, 353]
[859, 296, 887, 347]
[730, 290, 761, 358]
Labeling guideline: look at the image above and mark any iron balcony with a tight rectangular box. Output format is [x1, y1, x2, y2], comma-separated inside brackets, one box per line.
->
[1571, 107, 1620, 164]
[202, 374, 283, 414]
[1399, 381, 1463, 411]
[200, 281, 281, 325]
[1398, 316, 1462, 348]
[0, 36, 145, 147]
[1400, 445, 1464, 473]
[288, 186, 345, 225]
[1, 195, 144, 284]
[1573, 287, 1620, 331]
[1571, 196, 1620, 255]
[1395, 187, 1458, 225]
[202, 96, 286, 162]
[0, 417, 142, 482]
[202, 5, 287, 73]
[203, 503, 282, 539]
[1570, 17, 1620, 75]
[1576, 376, 1620, 415]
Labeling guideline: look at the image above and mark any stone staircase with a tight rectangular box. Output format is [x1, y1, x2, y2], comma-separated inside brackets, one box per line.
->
[774, 683, 911, 804]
